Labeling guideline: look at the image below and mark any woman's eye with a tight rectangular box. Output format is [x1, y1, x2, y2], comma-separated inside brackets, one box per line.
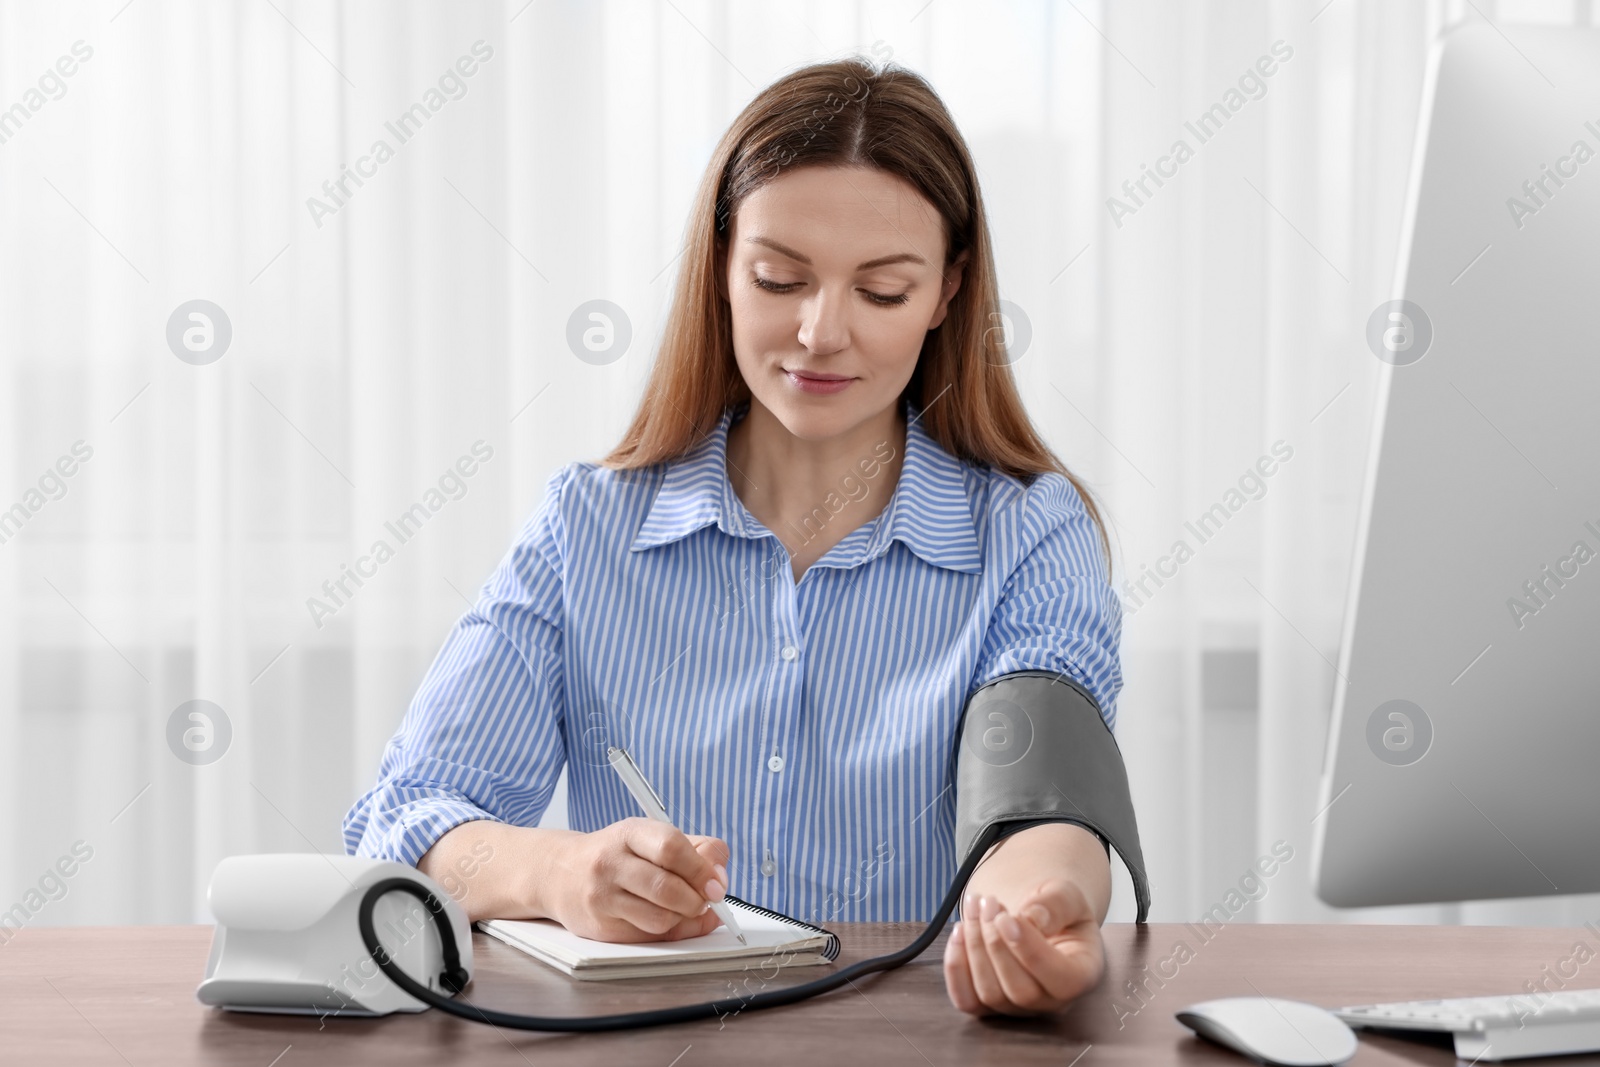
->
[751, 276, 910, 307]
[865, 290, 911, 307]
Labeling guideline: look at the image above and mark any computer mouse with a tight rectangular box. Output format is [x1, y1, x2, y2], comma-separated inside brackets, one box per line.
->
[1176, 996, 1359, 1066]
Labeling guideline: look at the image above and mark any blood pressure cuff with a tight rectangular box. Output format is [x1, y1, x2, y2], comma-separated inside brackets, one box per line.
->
[953, 669, 1151, 923]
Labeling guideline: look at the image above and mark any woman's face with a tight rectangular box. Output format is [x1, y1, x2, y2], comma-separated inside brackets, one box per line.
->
[719, 164, 967, 442]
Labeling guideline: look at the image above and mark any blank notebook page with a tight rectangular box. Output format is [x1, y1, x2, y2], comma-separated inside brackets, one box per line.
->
[476, 897, 839, 980]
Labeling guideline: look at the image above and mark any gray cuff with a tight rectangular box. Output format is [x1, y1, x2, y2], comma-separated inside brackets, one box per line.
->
[953, 670, 1151, 923]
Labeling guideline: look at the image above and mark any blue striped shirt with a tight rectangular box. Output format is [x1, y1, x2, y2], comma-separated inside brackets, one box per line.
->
[342, 401, 1123, 924]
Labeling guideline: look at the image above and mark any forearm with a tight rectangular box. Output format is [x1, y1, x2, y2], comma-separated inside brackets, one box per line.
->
[961, 822, 1110, 924]
[417, 819, 580, 923]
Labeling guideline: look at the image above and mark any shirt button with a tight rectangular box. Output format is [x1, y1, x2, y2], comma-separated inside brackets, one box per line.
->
[779, 644, 797, 661]
[767, 755, 784, 772]
[760, 858, 776, 877]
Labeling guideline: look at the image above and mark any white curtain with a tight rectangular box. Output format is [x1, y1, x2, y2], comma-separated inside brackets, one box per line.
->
[1, 0, 1593, 929]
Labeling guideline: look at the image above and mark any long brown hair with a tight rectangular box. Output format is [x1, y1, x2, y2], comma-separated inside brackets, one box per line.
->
[601, 56, 1109, 567]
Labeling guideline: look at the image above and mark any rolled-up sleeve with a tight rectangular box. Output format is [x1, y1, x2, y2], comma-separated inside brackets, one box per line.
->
[968, 473, 1124, 730]
[341, 466, 573, 867]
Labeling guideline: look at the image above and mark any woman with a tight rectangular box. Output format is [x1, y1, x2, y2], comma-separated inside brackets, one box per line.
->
[343, 56, 1125, 1018]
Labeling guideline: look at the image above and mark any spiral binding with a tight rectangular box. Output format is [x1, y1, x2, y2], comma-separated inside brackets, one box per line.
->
[723, 894, 841, 962]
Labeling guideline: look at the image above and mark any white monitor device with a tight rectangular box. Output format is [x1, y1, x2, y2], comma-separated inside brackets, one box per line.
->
[1312, 25, 1600, 908]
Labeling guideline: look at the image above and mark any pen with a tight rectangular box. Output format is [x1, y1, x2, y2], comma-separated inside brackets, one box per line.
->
[606, 746, 747, 945]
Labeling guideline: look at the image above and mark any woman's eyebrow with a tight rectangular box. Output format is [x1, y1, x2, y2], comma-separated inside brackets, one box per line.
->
[745, 235, 926, 271]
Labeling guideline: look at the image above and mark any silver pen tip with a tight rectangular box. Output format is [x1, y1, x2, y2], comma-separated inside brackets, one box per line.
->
[737, 933, 747, 944]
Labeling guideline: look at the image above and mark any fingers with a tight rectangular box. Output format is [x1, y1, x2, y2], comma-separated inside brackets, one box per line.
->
[1012, 880, 1106, 999]
[969, 895, 1049, 1014]
[687, 834, 731, 870]
[948, 893, 1096, 1016]
[612, 851, 721, 922]
[689, 836, 730, 893]
[976, 899, 1054, 1012]
[959, 894, 1011, 1014]
[624, 819, 725, 908]
[995, 908, 1077, 1002]
[1006, 911, 1103, 1002]
[563, 821, 734, 942]
[943, 922, 983, 1015]
[615, 820, 725, 916]
[605, 887, 705, 940]
[1015, 878, 1089, 938]
[663, 906, 725, 942]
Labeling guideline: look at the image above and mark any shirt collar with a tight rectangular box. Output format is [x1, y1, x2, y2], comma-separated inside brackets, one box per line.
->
[630, 402, 984, 574]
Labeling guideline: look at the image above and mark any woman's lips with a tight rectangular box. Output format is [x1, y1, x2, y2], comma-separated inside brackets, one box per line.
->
[784, 369, 855, 395]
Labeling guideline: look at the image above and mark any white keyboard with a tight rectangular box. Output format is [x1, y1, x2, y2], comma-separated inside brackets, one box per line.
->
[1337, 987, 1600, 1061]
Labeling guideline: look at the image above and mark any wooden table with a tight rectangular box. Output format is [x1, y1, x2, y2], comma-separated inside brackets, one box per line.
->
[4, 922, 1599, 1064]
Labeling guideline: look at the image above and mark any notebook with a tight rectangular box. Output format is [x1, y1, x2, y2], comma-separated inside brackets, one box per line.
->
[475, 895, 840, 981]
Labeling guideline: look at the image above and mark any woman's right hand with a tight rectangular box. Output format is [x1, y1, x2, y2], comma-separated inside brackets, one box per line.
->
[545, 818, 731, 943]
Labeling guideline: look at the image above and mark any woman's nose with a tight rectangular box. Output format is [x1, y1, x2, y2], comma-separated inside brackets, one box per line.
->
[796, 286, 850, 354]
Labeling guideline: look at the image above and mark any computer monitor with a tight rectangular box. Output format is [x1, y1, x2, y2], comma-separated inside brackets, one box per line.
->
[1312, 24, 1600, 908]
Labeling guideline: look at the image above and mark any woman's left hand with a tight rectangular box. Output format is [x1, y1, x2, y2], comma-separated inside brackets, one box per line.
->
[942, 878, 1105, 1016]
